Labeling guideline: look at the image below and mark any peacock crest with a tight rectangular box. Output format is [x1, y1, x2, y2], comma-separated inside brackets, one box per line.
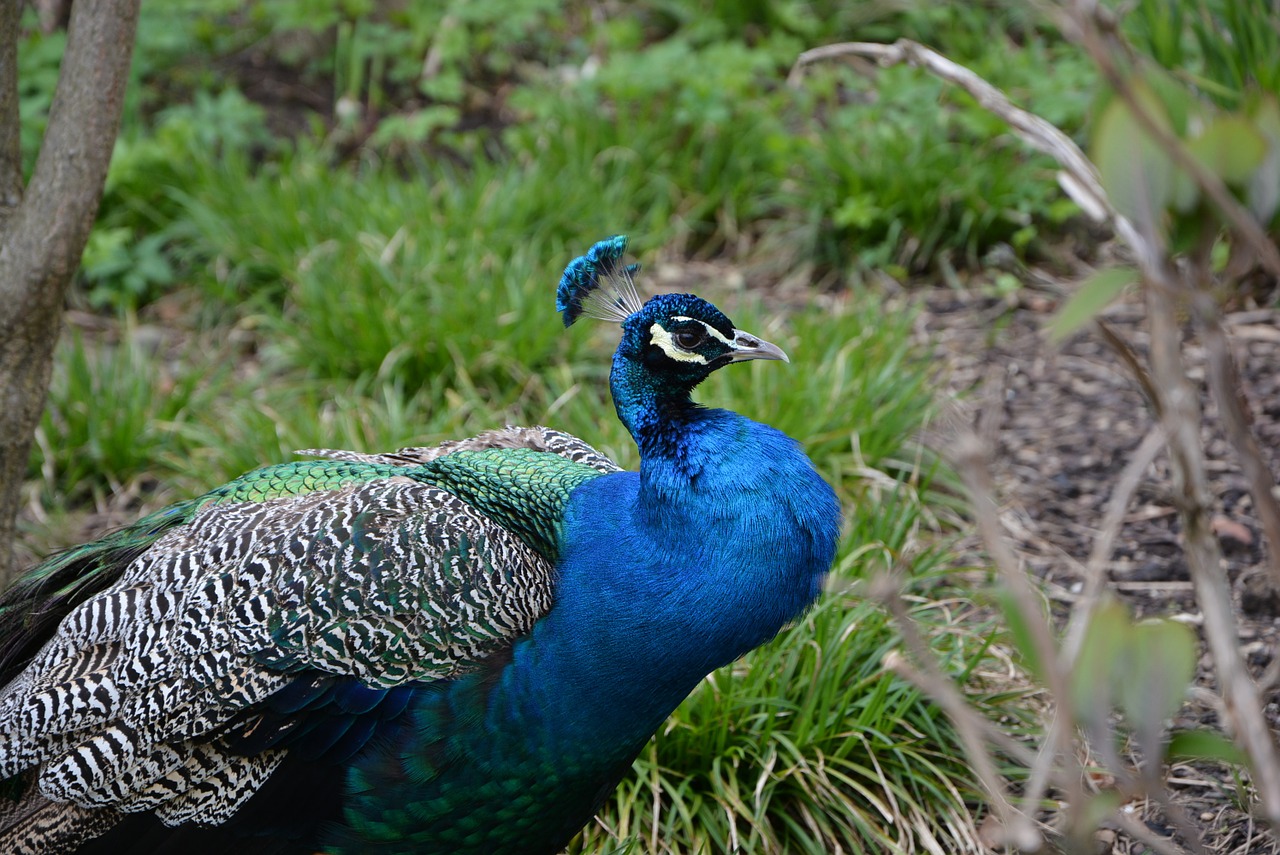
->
[555, 234, 644, 326]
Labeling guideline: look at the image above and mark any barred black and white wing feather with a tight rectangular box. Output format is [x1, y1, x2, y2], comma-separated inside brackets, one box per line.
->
[0, 431, 611, 852]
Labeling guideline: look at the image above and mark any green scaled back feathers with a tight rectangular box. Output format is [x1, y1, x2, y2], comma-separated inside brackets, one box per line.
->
[415, 448, 600, 560]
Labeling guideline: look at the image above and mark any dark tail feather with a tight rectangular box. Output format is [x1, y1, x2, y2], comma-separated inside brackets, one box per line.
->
[0, 772, 124, 853]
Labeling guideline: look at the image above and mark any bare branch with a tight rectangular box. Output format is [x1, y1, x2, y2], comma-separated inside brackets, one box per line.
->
[949, 429, 1095, 840]
[790, 38, 1166, 274]
[875, 580, 1041, 851]
[1060, 426, 1164, 663]
[1144, 283, 1280, 822]
[1110, 808, 1196, 855]
[0, 1, 22, 229]
[791, 40, 1099, 207]
[1190, 286, 1280, 586]
[1095, 320, 1161, 416]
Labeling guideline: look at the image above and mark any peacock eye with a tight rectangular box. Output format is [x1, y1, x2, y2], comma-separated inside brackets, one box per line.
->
[674, 329, 703, 349]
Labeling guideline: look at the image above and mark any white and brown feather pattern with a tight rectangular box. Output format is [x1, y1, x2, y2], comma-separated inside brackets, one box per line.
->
[299, 424, 623, 474]
[0, 783, 123, 855]
[0, 475, 556, 832]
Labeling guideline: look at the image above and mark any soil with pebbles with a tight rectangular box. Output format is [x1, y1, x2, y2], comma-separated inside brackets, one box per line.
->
[919, 284, 1280, 855]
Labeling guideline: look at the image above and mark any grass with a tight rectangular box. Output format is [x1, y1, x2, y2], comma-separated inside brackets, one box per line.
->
[18, 1, 1100, 318]
[32, 328, 221, 504]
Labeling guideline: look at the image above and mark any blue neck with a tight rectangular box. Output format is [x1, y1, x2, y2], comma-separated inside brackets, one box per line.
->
[609, 349, 717, 470]
[506, 399, 840, 751]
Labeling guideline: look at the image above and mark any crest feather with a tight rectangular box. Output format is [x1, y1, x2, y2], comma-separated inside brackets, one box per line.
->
[556, 235, 644, 327]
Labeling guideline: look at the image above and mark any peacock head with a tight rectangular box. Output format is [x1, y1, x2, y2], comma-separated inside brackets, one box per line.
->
[556, 236, 788, 400]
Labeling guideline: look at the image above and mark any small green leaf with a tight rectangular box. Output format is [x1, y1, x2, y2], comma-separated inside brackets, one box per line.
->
[833, 194, 882, 230]
[1167, 729, 1248, 766]
[996, 588, 1051, 685]
[1187, 115, 1268, 187]
[1047, 267, 1139, 343]
[1246, 95, 1280, 223]
[1091, 92, 1175, 236]
[1119, 618, 1197, 727]
[1069, 599, 1131, 727]
[1079, 788, 1124, 830]
[1144, 67, 1195, 137]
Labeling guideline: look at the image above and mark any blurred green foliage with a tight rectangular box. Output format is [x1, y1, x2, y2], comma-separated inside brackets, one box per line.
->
[1125, 0, 1280, 105]
[17, 0, 1100, 314]
[1047, 0, 1280, 337]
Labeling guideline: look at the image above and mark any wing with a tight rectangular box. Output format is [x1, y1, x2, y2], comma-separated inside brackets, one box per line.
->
[0, 425, 619, 687]
[0, 448, 604, 849]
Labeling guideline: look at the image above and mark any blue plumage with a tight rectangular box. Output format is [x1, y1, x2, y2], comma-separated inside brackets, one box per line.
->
[0, 237, 840, 854]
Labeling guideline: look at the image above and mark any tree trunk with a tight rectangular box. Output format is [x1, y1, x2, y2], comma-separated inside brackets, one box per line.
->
[0, 1, 141, 588]
[36, 0, 75, 34]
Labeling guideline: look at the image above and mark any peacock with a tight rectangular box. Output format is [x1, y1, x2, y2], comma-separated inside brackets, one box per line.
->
[0, 235, 841, 854]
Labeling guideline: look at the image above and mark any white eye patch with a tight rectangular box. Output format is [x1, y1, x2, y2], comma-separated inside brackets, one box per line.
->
[670, 316, 732, 345]
[648, 323, 709, 363]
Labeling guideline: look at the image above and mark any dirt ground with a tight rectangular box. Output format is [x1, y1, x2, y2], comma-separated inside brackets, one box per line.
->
[919, 281, 1280, 854]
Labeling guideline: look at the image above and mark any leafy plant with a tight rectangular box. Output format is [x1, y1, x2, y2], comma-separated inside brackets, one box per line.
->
[1052, 66, 1280, 337]
[79, 87, 274, 310]
[79, 230, 176, 310]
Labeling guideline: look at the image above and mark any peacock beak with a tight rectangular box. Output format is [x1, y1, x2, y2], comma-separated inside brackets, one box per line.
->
[727, 329, 789, 364]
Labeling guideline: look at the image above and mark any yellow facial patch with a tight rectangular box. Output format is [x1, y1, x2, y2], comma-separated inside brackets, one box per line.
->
[648, 323, 709, 363]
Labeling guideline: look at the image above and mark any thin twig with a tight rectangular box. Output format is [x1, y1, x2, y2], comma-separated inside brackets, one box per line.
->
[875, 577, 1041, 851]
[1146, 787, 1212, 855]
[880, 647, 1039, 769]
[791, 41, 1099, 201]
[789, 38, 1161, 272]
[1145, 283, 1280, 822]
[1190, 285, 1280, 586]
[1060, 425, 1165, 663]
[1110, 808, 1195, 855]
[1016, 711, 1069, 842]
[1095, 320, 1161, 417]
[953, 429, 1093, 822]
